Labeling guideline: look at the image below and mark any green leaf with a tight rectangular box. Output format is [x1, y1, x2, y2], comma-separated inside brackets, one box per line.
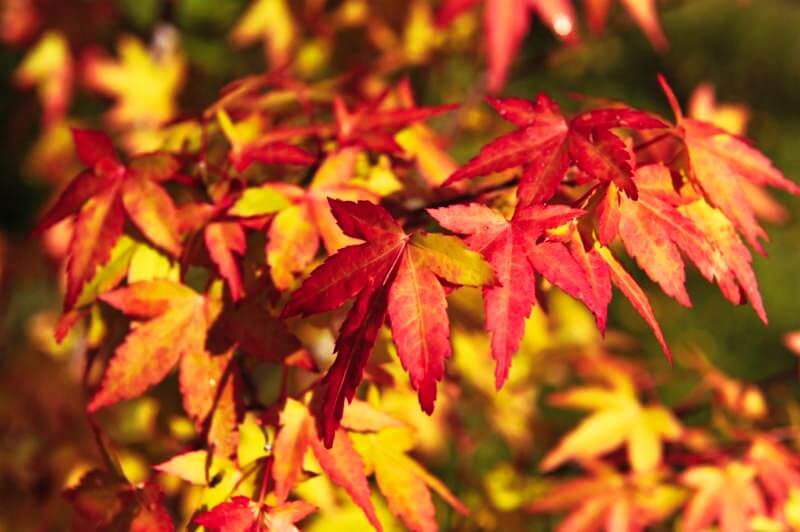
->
[229, 186, 292, 217]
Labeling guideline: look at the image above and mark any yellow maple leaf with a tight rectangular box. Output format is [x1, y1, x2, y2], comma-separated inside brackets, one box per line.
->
[231, 0, 297, 68]
[541, 357, 682, 473]
[352, 425, 468, 532]
[84, 34, 185, 130]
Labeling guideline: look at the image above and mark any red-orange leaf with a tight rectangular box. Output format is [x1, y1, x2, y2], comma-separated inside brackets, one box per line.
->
[569, 235, 612, 332]
[681, 462, 767, 532]
[234, 141, 315, 172]
[283, 200, 491, 445]
[309, 427, 383, 531]
[658, 75, 800, 254]
[65, 184, 125, 310]
[34, 169, 116, 234]
[194, 497, 257, 532]
[444, 94, 666, 206]
[430, 203, 594, 387]
[388, 250, 451, 413]
[682, 201, 767, 323]
[272, 399, 311, 504]
[37, 130, 186, 311]
[271, 399, 382, 530]
[89, 281, 206, 411]
[595, 245, 672, 360]
[121, 174, 182, 257]
[568, 128, 637, 199]
[205, 222, 246, 301]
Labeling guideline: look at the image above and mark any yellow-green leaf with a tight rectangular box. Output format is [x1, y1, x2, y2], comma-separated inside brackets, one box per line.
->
[229, 186, 292, 217]
[410, 232, 494, 286]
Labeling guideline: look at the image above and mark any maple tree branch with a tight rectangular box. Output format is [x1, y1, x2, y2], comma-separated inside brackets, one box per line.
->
[390, 175, 520, 229]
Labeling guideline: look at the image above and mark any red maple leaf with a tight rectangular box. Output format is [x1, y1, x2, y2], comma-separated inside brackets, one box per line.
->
[281, 199, 493, 446]
[443, 94, 668, 204]
[657, 75, 800, 254]
[429, 202, 607, 387]
[606, 163, 768, 322]
[35, 129, 182, 311]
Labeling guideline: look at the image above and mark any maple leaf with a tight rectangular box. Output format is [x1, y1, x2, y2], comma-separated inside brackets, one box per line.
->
[88, 279, 242, 454]
[271, 399, 386, 530]
[657, 75, 800, 254]
[180, 348, 243, 457]
[528, 463, 685, 531]
[35, 129, 182, 312]
[680, 461, 768, 532]
[83, 34, 185, 130]
[688, 82, 788, 225]
[281, 199, 493, 446]
[264, 148, 377, 290]
[601, 166, 768, 323]
[594, 244, 672, 359]
[218, 79, 456, 163]
[443, 94, 668, 204]
[429, 202, 604, 387]
[219, 81, 451, 292]
[195, 496, 316, 532]
[177, 180, 277, 302]
[205, 221, 248, 302]
[88, 280, 207, 411]
[352, 425, 469, 532]
[610, 162, 767, 322]
[541, 357, 682, 473]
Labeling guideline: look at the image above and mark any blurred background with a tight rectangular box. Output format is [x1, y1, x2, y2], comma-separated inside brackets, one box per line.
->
[1, 0, 799, 529]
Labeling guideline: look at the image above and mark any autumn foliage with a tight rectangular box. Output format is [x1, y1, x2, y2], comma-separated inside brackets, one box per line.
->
[5, 0, 800, 531]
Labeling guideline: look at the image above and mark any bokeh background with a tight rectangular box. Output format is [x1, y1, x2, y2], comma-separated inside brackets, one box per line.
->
[1, 0, 799, 529]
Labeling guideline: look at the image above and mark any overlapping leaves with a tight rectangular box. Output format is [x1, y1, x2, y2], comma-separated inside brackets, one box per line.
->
[282, 199, 493, 445]
[39, 72, 798, 532]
